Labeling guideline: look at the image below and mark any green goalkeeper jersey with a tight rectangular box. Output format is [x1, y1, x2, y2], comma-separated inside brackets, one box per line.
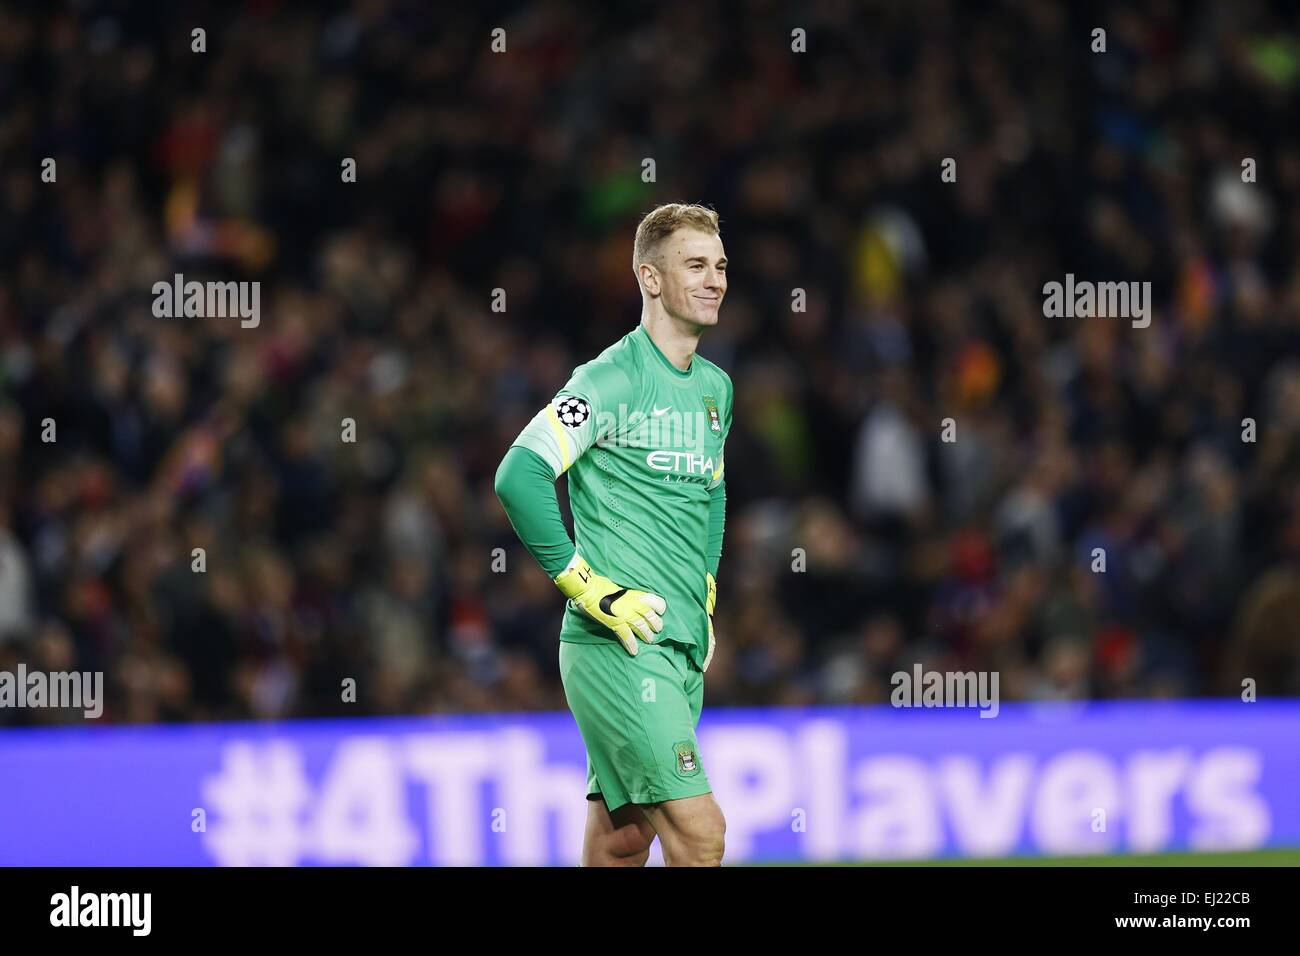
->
[511, 322, 732, 668]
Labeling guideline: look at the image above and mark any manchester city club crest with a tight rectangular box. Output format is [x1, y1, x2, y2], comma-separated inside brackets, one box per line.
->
[702, 395, 721, 433]
[673, 740, 701, 776]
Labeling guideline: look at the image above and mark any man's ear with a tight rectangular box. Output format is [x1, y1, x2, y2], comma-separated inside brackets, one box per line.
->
[639, 263, 661, 297]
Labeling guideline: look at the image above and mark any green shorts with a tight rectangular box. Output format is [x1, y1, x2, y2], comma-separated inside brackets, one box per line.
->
[559, 638, 711, 814]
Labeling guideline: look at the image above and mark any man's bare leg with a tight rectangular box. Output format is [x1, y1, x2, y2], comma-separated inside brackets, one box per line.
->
[581, 796, 656, 867]
[640, 793, 725, 867]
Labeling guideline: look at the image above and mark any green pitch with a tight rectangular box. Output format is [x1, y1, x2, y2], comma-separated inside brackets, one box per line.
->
[758, 848, 1300, 866]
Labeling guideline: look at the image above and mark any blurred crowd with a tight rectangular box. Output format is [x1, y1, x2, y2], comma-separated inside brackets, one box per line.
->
[3, 0, 1300, 725]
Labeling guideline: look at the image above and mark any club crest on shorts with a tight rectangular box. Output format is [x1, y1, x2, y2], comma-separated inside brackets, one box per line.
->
[673, 740, 700, 776]
[553, 395, 590, 428]
[702, 395, 721, 433]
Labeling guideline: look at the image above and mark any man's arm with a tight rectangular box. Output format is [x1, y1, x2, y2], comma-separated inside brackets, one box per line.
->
[705, 370, 732, 578]
[706, 478, 725, 578]
[494, 359, 634, 568]
[493, 444, 574, 577]
[701, 373, 733, 672]
[494, 361, 667, 655]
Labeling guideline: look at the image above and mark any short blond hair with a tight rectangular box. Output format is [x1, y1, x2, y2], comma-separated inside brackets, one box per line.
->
[633, 203, 721, 280]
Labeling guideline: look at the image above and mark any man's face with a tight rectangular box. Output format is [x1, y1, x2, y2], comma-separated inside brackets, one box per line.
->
[644, 228, 728, 328]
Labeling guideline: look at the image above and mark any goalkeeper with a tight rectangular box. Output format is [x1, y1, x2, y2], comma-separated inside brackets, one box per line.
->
[495, 203, 732, 867]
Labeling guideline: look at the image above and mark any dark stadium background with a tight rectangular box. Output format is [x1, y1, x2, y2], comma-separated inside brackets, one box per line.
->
[0, 0, 1298, 859]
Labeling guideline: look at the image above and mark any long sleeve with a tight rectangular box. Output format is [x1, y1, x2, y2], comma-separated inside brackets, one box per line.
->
[706, 477, 726, 578]
[705, 370, 733, 580]
[494, 444, 574, 577]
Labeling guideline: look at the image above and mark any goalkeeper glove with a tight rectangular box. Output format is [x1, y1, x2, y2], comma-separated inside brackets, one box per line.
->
[554, 552, 667, 656]
[703, 571, 717, 673]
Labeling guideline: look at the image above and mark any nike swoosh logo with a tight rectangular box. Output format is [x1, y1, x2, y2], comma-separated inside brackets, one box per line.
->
[653, 405, 672, 416]
[599, 589, 628, 615]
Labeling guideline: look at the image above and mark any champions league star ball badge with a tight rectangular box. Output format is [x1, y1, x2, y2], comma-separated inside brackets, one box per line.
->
[554, 396, 590, 428]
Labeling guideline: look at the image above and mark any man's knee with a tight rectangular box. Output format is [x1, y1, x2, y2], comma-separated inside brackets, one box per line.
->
[582, 804, 655, 867]
[677, 837, 724, 867]
[668, 805, 726, 866]
[582, 833, 653, 867]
